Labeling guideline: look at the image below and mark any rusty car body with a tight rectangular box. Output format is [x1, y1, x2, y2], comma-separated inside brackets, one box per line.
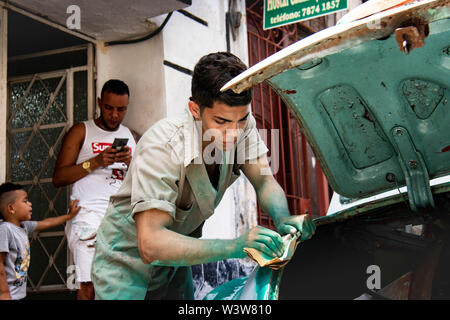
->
[205, 0, 450, 300]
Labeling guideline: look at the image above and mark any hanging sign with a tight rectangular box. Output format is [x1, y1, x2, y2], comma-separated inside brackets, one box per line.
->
[264, 0, 348, 30]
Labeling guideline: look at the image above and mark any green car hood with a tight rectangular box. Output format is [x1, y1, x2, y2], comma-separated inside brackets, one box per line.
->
[222, 0, 450, 211]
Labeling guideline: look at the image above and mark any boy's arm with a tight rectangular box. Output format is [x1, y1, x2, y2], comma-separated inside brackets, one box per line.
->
[241, 155, 316, 240]
[35, 200, 81, 232]
[134, 208, 285, 266]
[0, 253, 11, 300]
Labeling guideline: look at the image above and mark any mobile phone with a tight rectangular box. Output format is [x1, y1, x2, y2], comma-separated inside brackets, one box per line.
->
[111, 138, 129, 151]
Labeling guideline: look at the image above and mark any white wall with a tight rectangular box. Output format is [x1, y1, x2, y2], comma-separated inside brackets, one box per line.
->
[161, 0, 249, 117]
[228, 0, 249, 67]
[95, 33, 167, 136]
[162, 1, 227, 117]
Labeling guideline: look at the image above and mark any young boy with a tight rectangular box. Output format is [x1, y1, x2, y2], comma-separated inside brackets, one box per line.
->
[0, 182, 80, 300]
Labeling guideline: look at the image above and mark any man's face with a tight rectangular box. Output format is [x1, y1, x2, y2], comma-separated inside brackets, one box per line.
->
[10, 190, 32, 221]
[194, 101, 250, 151]
[98, 91, 129, 131]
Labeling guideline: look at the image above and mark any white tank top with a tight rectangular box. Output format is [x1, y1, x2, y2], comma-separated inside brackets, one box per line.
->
[70, 119, 136, 214]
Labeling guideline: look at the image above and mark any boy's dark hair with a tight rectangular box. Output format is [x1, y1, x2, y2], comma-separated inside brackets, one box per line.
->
[101, 79, 130, 99]
[191, 52, 252, 110]
[0, 183, 24, 219]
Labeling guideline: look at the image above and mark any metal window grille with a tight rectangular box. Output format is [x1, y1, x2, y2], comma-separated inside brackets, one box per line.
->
[6, 44, 94, 294]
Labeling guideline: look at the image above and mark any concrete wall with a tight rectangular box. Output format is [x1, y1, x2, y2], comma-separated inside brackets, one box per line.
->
[161, 0, 242, 118]
[95, 33, 167, 136]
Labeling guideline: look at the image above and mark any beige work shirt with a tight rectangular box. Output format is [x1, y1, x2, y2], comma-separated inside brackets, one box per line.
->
[92, 107, 268, 299]
[108, 107, 267, 235]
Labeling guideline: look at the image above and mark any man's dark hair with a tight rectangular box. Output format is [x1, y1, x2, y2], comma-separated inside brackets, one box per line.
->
[101, 79, 130, 99]
[191, 52, 252, 110]
[0, 183, 24, 219]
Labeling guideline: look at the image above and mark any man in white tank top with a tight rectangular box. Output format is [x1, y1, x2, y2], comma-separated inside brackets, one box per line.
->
[52, 79, 137, 299]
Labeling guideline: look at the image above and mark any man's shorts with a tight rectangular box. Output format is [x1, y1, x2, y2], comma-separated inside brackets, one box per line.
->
[66, 207, 105, 283]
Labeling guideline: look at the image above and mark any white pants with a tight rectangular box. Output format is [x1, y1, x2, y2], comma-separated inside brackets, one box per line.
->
[66, 207, 105, 283]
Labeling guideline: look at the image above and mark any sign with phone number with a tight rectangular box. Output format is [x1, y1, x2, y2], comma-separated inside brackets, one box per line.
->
[264, 0, 348, 30]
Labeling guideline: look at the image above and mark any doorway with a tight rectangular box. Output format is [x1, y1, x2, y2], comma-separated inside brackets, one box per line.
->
[6, 9, 94, 297]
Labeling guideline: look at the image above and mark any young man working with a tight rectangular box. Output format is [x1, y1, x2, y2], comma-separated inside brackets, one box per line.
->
[52, 79, 137, 299]
[91, 52, 316, 300]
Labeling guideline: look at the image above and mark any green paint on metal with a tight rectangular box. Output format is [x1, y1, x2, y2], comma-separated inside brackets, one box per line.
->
[391, 126, 435, 211]
[402, 79, 444, 119]
[267, 17, 450, 200]
[318, 85, 394, 169]
[297, 58, 323, 70]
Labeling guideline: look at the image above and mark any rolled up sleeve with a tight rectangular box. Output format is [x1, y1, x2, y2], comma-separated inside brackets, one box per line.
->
[129, 130, 182, 220]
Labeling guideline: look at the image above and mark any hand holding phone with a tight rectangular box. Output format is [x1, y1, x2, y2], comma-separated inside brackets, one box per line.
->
[111, 138, 129, 152]
[111, 138, 132, 166]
